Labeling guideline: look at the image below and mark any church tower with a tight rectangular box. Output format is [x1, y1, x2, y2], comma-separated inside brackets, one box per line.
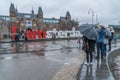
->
[9, 3, 17, 26]
[37, 7, 43, 19]
[65, 11, 71, 21]
[37, 7, 43, 29]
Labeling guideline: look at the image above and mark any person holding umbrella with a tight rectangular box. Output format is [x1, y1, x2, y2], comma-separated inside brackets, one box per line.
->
[82, 36, 96, 65]
[108, 27, 114, 51]
[80, 24, 98, 65]
[103, 27, 111, 56]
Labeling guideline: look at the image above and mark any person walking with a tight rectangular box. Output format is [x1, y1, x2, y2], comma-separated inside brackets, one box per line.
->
[15, 34, 20, 45]
[24, 31, 28, 43]
[103, 27, 111, 55]
[82, 36, 95, 65]
[77, 36, 82, 48]
[108, 27, 114, 51]
[96, 25, 106, 59]
[103, 35, 109, 56]
[25, 36, 28, 43]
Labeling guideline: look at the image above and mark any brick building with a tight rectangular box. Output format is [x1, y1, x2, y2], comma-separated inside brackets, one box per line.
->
[9, 3, 78, 33]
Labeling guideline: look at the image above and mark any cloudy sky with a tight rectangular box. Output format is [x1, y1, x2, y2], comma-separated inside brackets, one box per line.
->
[0, 0, 120, 26]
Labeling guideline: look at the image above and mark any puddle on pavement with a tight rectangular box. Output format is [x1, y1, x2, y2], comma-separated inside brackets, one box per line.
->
[0, 40, 79, 55]
[32, 52, 45, 56]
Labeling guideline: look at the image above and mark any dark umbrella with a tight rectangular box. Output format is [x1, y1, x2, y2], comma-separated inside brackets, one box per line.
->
[79, 24, 98, 40]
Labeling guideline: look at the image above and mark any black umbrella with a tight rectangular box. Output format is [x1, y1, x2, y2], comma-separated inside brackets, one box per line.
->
[79, 24, 98, 40]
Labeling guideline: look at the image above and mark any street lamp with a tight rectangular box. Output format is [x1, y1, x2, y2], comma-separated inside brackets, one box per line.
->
[88, 8, 94, 25]
[94, 13, 98, 25]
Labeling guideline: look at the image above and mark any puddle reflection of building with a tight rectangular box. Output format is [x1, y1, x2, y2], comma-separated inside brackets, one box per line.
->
[25, 43, 28, 53]
[65, 49, 72, 54]
[34, 51, 45, 56]
[12, 43, 19, 53]
[40, 42, 46, 50]
[52, 41, 56, 44]
[31, 42, 46, 56]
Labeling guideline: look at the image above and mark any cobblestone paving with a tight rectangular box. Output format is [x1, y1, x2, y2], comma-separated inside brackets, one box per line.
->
[53, 52, 85, 80]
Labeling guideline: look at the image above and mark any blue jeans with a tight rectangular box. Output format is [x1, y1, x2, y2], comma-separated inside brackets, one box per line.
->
[103, 44, 107, 55]
[96, 42, 104, 59]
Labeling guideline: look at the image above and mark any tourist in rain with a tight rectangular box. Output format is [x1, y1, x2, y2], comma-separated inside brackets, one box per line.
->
[25, 36, 28, 43]
[79, 24, 98, 65]
[103, 27, 111, 56]
[82, 36, 94, 65]
[77, 36, 82, 48]
[108, 27, 114, 51]
[15, 34, 20, 45]
[24, 32, 28, 43]
[82, 36, 89, 65]
[96, 25, 106, 59]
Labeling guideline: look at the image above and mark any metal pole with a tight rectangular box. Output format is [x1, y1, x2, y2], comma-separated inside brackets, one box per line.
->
[88, 8, 94, 25]
[94, 13, 98, 24]
[92, 11, 93, 25]
[96, 14, 98, 24]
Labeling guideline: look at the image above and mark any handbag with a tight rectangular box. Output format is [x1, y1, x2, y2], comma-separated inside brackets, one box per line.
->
[82, 41, 89, 52]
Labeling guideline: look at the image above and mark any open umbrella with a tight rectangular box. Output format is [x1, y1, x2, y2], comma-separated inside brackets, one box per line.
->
[79, 24, 98, 40]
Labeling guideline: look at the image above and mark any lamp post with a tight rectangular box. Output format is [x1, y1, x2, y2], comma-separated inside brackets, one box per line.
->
[88, 8, 94, 25]
[95, 13, 98, 25]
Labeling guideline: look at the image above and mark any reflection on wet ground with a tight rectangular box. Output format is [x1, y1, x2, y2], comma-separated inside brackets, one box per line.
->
[0, 40, 83, 80]
[0, 40, 80, 54]
[79, 43, 120, 80]
[79, 57, 114, 80]
[0, 40, 82, 62]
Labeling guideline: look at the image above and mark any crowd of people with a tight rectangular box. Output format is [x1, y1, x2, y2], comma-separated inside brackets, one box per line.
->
[14, 33, 28, 45]
[81, 25, 114, 65]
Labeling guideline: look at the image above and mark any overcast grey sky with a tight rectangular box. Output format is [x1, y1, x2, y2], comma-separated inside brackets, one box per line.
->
[0, 0, 120, 26]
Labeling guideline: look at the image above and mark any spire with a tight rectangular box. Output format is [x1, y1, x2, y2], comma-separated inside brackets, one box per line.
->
[65, 11, 71, 17]
[16, 5, 18, 13]
[10, 3, 16, 11]
[65, 11, 71, 20]
[31, 7, 34, 14]
[38, 7, 43, 14]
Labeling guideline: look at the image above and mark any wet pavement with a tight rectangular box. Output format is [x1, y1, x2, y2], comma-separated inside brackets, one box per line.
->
[79, 56, 114, 80]
[111, 55, 120, 80]
[79, 43, 120, 80]
[0, 39, 120, 80]
[0, 40, 80, 54]
[0, 40, 83, 80]
[108, 43, 120, 80]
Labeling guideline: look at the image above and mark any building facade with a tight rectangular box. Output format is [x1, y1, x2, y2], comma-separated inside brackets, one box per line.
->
[109, 25, 120, 39]
[9, 3, 78, 33]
